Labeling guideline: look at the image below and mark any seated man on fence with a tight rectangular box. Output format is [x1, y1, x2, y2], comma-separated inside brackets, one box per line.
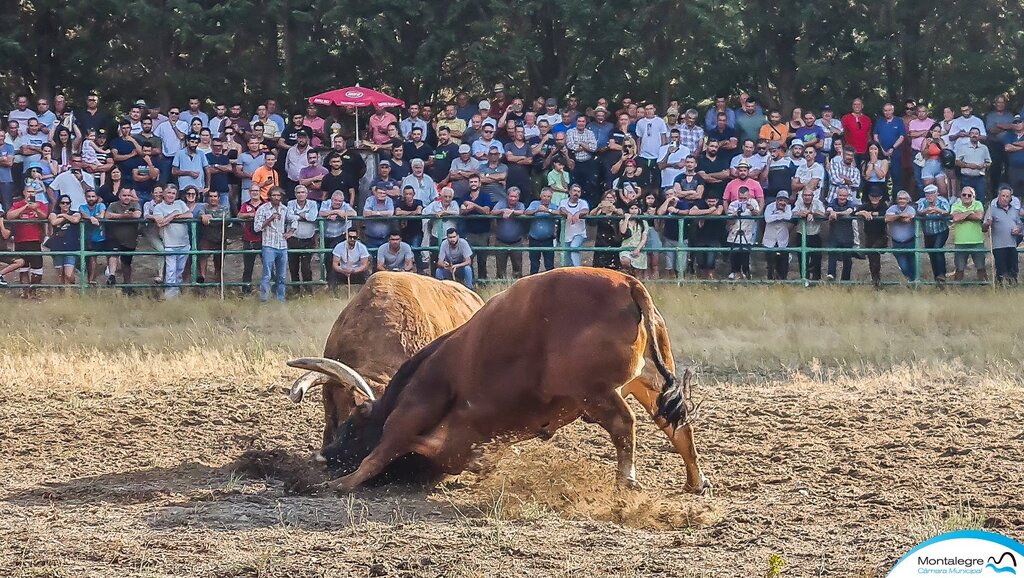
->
[331, 228, 371, 287]
[435, 227, 474, 289]
[884, 191, 917, 282]
[376, 231, 415, 272]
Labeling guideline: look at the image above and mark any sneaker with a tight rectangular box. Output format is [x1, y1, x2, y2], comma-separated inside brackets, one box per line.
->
[727, 272, 736, 280]
[826, 274, 835, 282]
[106, 275, 116, 287]
[0, 276, 7, 286]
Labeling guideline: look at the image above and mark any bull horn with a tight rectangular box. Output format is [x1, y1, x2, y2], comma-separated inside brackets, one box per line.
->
[286, 357, 376, 401]
[288, 371, 324, 404]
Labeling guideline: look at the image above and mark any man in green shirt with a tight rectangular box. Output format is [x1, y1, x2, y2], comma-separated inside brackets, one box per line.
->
[950, 186, 987, 282]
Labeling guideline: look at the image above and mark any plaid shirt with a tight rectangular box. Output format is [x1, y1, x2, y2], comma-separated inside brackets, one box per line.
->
[828, 157, 862, 201]
[915, 196, 951, 235]
[565, 128, 597, 162]
[253, 201, 297, 250]
[679, 124, 705, 154]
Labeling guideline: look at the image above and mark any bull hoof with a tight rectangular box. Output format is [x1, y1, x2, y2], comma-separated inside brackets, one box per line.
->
[617, 478, 643, 491]
[686, 476, 712, 496]
[327, 477, 358, 494]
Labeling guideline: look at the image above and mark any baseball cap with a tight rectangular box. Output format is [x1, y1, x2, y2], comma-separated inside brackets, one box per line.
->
[488, 145, 500, 152]
[458, 143, 471, 154]
[789, 140, 804, 149]
[768, 142, 782, 151]
[736, 160, 750, 169]
[479, 100, 491, 110]
[1014, 115, 1023, 123]
[493, 83, 505, 93]
[868, 188, 884, 197]
[545, 98, 558, 107]
[923, 184, 939, 194]
[378, 159, 389, 167]
[134, 99, 147, 108]
[594, 106, 608, 113]
[775, 191, 790, 200]
[96, 128, 108, 137]
[666, 107, 680, 116]
[821, 105, 832, 112]
[187, 133, 200, 141]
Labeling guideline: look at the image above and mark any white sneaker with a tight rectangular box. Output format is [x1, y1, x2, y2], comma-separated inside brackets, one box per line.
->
[727, 273, 736, 280]
[826, 274, 835, 281]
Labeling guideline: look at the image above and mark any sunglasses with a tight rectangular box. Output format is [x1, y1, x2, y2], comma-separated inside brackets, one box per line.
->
[347, 236, 359, 240]
[60, 201, 71, 205]
[961, 193, 974, 197]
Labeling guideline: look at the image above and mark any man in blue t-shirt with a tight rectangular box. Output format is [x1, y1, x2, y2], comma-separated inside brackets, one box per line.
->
[873, 103, 907, 192]
[525, 187, 558, 274]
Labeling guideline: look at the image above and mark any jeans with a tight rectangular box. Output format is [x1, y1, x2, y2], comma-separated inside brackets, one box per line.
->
[889, 149, 903, 193]
[164, 245, 188, 298]
[691, 240, 718, 272]
[662, 237, 686, 272]
[287, 236, 315, 293]
[242, 240, 262, 292]
[892, 239, 916, 280]
[435, 264, 474, 288]
[528, 237, 555, 274]
[828, 240, 854, 281]
[923, 230, 948, 279]
[960, 174, 987, 201]
[992, 247, 1019, 281]
[567, 234, 586, 267]
[494, 240, 523, 278]
[260, 246, 288, 302]
[0, 181, 14, 212]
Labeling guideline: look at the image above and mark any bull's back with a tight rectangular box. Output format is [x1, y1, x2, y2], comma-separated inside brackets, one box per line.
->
[324, 272, 484, 389]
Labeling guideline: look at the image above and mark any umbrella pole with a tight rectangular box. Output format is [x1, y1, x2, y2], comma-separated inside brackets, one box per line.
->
[355, 108, 359, 144]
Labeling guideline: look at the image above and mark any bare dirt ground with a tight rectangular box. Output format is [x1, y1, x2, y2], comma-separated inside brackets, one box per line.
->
[3, 361, 1022, 577]
[2, 289, 1024, 577]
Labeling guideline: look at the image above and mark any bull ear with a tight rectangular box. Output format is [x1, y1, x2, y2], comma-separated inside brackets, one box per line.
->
[356, 401, 373, 418]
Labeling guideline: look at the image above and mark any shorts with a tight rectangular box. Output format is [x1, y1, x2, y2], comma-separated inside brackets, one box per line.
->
[14, 241, 43, 271]
[921, 159, 945, 180]
[53, 255, 77, 269]
[107, 242, 136, 266]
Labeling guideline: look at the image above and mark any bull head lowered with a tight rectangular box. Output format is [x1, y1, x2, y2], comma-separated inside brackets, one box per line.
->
[288, 268, 710, 495]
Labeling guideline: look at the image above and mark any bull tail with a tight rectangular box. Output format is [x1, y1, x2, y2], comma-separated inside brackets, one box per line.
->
[629, 280, 690, 429]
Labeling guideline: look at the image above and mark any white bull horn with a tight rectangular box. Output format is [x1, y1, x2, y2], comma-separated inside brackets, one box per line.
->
[288, 371, 324, 404]
[286, 357, 376, 401]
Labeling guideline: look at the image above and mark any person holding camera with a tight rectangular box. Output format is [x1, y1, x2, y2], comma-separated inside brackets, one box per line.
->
[726, 185, 760, 280]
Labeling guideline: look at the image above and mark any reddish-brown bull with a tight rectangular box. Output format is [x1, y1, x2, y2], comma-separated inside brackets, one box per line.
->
[296, 268, 709, 494]
[287, 272, 483, 459]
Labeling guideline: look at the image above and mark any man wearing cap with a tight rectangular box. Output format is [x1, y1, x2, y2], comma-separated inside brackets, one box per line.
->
[665, 108, 682, 133]
[915, 183, 951, 282]
[172, 132, 209, 191]
[765, 142, 796, 204]
[884, 190, 918, 281]
[1002, 116, 1024, 195]
[723, 161, 764, 206]
[479, 146, 509, 204]
[539, 98, 561, 127]
[490, 84, 508, 118]
[762, 190, 793, 280]
[815, 105, 844, 152]
[955, 128, 991, 201]
[855, 188, 890, 287]
[448, 143, 481, 197]
[735, 97, 767, 145]
[478, 101, 498, 131]
[399, 103, 428, 140]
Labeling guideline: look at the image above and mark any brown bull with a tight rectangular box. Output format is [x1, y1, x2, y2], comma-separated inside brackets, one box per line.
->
[298, 267, 709, 494]
[287, 272, 484, 458]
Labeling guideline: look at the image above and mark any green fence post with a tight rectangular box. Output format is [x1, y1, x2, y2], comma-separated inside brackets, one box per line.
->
[558, 215, 568, 267]
[78, 221, 87, 296]
[677, 215, 686, 283]
[799, 218, 807, 284]
[189, 220, 198, 287]
[913, 218, 922, 285]
[318, 219, 326, 288]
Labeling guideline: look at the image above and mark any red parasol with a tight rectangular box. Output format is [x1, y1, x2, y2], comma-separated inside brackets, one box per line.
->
[308, 87, 404, 143]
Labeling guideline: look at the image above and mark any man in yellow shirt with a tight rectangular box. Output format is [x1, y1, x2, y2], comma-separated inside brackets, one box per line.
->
[436, 104, 467, 144]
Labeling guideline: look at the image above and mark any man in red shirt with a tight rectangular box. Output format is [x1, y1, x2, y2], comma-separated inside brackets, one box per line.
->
[237, 184, 264, 295]
[0, 187, 49, 297]
[841, 98, 873, 164]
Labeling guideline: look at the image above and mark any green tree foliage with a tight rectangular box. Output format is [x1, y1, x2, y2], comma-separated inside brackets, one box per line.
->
[3, 0, 1023, 113]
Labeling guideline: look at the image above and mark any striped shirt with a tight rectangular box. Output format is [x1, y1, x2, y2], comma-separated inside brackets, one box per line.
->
[564, 128, 597, 162]
[828, 157, 862, 201]
[253, 202, 297, 250]
[679, 124, 705, 154]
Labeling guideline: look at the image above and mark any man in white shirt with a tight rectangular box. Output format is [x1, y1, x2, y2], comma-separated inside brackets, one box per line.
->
[635, 103, 668, 187]
[147, 185, 192, 298]
[558, 184, 590, 267]
[154, 107, 189, 186]
[729, 139, 767, 180]
[332, 228, 370, 286]
[948, 104, 987, 149]
[657, 129, 690, 192]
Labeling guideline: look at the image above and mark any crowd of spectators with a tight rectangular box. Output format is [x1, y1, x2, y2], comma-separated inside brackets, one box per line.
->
[3, 87, 1024, 299]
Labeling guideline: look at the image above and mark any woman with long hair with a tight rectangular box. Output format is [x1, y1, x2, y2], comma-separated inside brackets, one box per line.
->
[920, 123, 948, 198]
[98, 166, 125, 205]
[189, 117, 204, 137]
[862, 141, 890, 201]
[50, 126, 75, 171]
[46, 194, 82, 286]
[642, 192, 663, 279]
[618, 201, 649, 277]
[788, 107, 804, 132]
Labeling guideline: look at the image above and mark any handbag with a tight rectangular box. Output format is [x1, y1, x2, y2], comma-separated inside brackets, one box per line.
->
[913, 152, 925, 168]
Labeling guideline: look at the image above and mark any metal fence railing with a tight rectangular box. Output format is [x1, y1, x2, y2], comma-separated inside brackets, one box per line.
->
[0, 213, 1006, 292]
